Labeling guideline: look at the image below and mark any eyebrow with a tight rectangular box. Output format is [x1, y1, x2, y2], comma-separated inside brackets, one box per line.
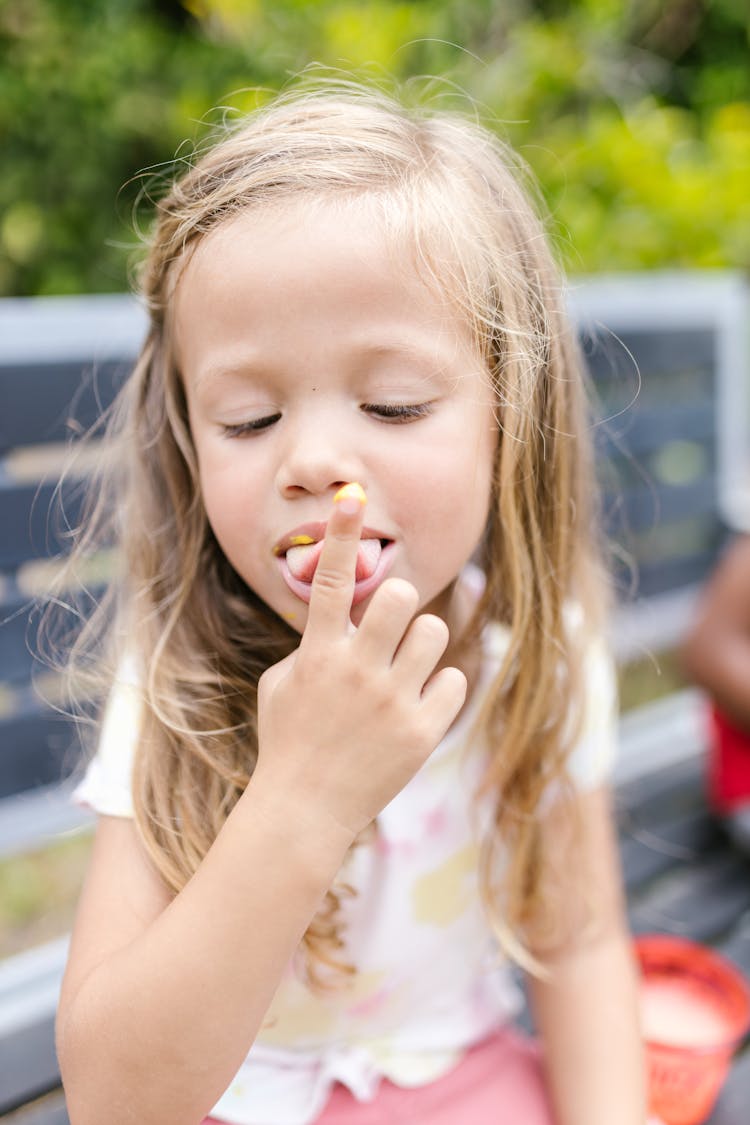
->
[190, 359, 266, 394]
[357, 331, 476, 367]
[191, 337, 462, 393]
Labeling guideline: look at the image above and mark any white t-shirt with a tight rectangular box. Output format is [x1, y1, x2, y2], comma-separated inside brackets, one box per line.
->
[73, 597, 617, 1125]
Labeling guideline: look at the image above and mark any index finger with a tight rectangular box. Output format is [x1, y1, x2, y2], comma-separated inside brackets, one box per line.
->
[303, 483, 367, 642]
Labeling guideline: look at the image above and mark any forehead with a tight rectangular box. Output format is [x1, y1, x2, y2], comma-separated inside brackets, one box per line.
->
[172, 195, 486, 382]
[176, 193, 436, 296]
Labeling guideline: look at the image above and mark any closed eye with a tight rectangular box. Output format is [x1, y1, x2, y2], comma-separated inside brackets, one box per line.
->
[222, 413, 281, 437]
[361, 403, 433, 423]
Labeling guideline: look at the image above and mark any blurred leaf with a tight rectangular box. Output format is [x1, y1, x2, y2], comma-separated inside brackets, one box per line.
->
[321, 3, 433, 72]
[1, 0, 748, 294]
[1, 202, 45, 265]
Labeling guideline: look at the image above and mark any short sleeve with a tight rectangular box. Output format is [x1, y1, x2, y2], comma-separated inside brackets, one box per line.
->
[72, 653, 142, 818]
[565, 632, 618, 789]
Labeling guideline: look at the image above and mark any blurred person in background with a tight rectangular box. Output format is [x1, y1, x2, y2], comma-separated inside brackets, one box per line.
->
[682, 534, 750, 855]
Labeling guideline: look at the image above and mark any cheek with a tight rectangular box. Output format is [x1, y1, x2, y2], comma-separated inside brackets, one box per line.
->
[200, 488, 239, 571]
[404, 454, 493, 570]
[438, 420, 496, 514]
[197, 460, 228, 531]
[468, 413, 499, 510]
[442, 432, 496, 552]
[195, 450, 254, 559]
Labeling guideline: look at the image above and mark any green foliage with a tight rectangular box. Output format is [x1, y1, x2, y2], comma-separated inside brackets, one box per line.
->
[0, 0, 253, 294]
[0, 0, 748, 295]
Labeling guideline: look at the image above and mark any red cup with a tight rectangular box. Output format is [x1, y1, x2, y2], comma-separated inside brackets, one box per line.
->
[635, 935, 750, 1125]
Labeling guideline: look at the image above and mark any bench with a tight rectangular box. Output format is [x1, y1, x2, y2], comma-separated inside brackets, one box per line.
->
[0, 297, 140, 1121]
[2, 275, 749, 1122]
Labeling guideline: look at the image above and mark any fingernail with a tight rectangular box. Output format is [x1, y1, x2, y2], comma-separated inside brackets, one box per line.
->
[334, 482, 367, 515]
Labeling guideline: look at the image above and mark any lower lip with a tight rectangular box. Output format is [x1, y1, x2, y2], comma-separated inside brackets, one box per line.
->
[276, 541, 396, 606]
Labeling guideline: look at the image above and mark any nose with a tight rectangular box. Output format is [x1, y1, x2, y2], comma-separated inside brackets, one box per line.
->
[274, 407, 364, 499]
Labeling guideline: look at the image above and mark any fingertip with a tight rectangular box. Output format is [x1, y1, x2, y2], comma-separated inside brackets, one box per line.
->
[334, 481, 367, 516]
[439, 665, 468, 705]
[420, 665, 468, 739]
[378, 576, 419, 603]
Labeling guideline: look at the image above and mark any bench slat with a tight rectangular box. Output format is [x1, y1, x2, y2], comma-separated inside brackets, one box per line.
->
[0, 938, 69, 1118]
[628, 850, 750, 944]
[0, 595, 43, 685]
[0, 481, 87, 570]
[613, 476, 718, 531]
[0, 588, 106, 687]
[0, 362, 125, 454]
[0, 1016, 59, 1117]
[598, 400, 715, 457]
[0, 710, 79, 799]
[627, 546, 726, 599]
[584, 326, 715, 381]
[0, 1089, 69, 1125]
[619, 808, 723, 889]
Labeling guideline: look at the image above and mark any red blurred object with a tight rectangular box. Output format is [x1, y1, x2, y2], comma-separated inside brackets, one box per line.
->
[635, 935, 750, 1125]
[707, 705, 750, 812]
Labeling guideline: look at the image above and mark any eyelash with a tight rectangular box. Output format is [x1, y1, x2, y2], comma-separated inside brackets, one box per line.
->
[222, 402, 433, 437]
[223, 414, 281, 437]
[362, 402, 433, 422]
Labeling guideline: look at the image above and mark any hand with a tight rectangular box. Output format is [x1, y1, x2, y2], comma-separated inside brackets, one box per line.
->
[254, 485, 468, 844]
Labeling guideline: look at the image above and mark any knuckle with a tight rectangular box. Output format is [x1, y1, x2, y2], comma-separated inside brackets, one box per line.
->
[312, 563, 350, 593]
[345, 662, 368, 693]
[408, 718, 437, 757]
[258, 659, 284, 694]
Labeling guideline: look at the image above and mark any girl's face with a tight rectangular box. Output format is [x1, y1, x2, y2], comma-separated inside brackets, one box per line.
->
[176, 198, 497, 637]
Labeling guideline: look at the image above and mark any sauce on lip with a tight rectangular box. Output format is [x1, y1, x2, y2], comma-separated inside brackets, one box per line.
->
[272, 534, 316, 557]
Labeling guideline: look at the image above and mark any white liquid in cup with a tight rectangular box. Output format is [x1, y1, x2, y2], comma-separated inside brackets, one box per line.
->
[640, 978, 730, 1049]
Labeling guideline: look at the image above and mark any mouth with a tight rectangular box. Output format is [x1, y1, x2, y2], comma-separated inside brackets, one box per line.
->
[273, 523, 396, 606]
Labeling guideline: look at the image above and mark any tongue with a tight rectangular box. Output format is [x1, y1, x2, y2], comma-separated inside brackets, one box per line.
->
[286, 538, 383, 584]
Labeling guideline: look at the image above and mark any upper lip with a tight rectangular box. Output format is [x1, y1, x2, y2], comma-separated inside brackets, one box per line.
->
[273, 522, 392, 557]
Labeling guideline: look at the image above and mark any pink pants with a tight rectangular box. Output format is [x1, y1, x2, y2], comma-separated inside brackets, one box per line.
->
[205, 1027, 554, 1124]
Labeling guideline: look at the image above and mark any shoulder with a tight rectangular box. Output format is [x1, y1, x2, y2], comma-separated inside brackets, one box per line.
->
[477, 584, 617, 788]
[72, 652, 144, 818]
[563, 612, 618, 789]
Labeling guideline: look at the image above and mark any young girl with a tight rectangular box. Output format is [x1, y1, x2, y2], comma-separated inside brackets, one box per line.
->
[57, 80, 647, 1125]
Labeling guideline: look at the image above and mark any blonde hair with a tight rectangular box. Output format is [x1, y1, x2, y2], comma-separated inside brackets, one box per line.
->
[67, 78, 609, 986]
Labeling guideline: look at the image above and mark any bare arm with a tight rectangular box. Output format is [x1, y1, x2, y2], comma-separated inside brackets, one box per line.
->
[681, 535, 750, 730]
[57, 492, 466, 1125]
[527, 786, 647, 1125]
[59, 794, 351, 1125]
